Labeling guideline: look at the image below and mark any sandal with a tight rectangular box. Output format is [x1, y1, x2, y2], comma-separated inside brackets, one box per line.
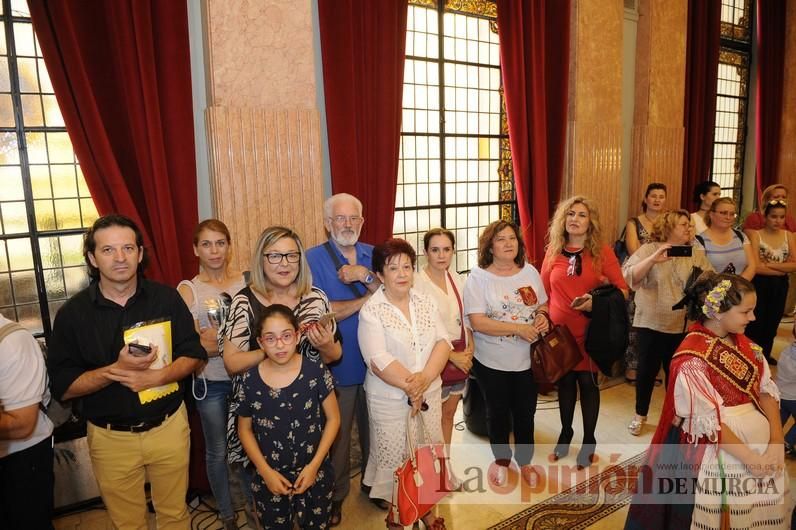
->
[329, 500, 343, 527]
[627, 416, 646, 437]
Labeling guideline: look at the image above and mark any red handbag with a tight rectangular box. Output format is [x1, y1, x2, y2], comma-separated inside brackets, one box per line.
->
[388, 412, 453, 526]
[440, 271, 469, 385]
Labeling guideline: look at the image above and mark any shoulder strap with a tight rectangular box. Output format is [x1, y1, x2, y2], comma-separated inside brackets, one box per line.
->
[177, 279, 198, 310]
[323, 241, 365, 298]
[0, 321, 24, 343]
[633, 217, 644, 240]
[695, 234, 705, 247]
[732, 228, 744, 243]
[446, 271, 466, 343]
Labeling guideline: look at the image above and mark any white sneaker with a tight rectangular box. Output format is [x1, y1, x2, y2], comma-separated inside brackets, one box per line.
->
[489, 464, 508, 486]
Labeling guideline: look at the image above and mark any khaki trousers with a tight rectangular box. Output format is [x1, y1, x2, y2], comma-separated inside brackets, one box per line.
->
[87, 403, 190, 530]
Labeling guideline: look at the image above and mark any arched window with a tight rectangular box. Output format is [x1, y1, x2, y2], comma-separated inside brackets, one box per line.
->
[393, 0, 516, 273]
[0, 0, 98, 336]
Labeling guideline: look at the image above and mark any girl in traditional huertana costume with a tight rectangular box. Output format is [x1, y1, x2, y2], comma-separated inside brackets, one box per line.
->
[625, 272, 790, 530]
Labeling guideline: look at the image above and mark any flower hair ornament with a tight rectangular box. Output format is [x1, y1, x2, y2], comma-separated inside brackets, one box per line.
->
[701, 279, 732, 319]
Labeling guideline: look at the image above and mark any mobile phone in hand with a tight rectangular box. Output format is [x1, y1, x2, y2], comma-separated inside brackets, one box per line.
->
[128, 341, 152, 356]
[667, 245, 693, 257]
[317, 312, 336, 328]
[571, 295, 589, 308]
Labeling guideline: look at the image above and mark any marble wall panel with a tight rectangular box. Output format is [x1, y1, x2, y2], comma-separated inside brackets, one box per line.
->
[205, 0, 316, 108]
[566, 122, 624, 237]
[779, 0, 796, 192]
[628, 126, 685, 217]
[206, 107, 326, 273]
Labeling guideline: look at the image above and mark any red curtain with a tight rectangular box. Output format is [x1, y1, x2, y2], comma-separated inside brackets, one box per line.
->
[28, 0, 198, 286]
[755, 0, 787, 198]
[681, 0, 722, 209]
[497, 0, 571, 266]
[318, 0, 407, 245]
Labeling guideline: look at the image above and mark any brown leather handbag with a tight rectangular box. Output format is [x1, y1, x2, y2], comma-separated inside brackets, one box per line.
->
[531, 313, 581, 385]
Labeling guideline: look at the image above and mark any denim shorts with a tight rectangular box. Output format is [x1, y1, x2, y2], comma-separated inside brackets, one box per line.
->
[441, 379, 467, 401]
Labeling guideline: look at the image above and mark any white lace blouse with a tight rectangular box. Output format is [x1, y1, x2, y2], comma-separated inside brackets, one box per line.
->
[358, 287, 451, 400]
[674, 356, 780, 444]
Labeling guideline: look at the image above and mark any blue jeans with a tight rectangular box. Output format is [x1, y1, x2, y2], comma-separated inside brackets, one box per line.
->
[780, 398, 796, 447]
[196, 379, 235, 519]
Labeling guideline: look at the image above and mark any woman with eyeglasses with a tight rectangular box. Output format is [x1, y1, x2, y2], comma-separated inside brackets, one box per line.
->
[541, 196, 628, 469]
[177, 219, 247, 530]
[744, 200, 796, 365]
[696, 197, 756, 281]
[358, 238, 451, 530]
[221, 226, 342, 490]
[621, 210, 714, 437]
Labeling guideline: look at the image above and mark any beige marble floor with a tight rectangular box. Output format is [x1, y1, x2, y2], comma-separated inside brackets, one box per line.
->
[54, 320, 796, 530]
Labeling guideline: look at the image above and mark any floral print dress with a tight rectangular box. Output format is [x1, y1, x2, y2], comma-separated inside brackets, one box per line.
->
[236, 356, 335, 529]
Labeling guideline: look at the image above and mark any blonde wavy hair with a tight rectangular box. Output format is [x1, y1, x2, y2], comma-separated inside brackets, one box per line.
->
[651, 209, 691, 242]
[704, 197, 736, 228]
[545, 196, 604, 272]
[249, 226, 312, 298]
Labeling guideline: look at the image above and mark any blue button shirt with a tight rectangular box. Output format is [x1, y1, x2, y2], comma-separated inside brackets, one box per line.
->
[306, 240, 372, 386]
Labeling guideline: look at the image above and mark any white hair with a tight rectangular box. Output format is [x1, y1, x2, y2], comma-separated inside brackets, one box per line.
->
[323, 193, 363, 219]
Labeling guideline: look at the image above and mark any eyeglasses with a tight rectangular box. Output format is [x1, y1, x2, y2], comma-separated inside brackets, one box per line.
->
[263, 252, 301, 264]
[713, 210, 737, 218]
[260, 331, 296, 346]
[329, 215, 364, 225]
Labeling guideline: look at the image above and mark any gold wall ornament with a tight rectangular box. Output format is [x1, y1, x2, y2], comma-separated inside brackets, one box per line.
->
[409, 0, 438, 8]
[444, 0, 497, 19]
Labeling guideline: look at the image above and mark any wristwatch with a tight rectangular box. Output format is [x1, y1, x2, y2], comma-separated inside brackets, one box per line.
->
[363, 272, 375, 285]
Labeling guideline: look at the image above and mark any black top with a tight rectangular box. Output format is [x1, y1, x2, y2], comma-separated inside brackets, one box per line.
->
[47, 279, 207, 424]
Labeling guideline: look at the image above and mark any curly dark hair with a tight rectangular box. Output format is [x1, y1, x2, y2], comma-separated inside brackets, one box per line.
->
[478, 220, 526, 269]
[683, 271, 755, 323]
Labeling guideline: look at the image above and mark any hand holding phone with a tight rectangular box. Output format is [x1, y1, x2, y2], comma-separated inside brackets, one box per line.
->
[570, 295, 589, 308]
[128, 341, 152, 357]
[317, 312, 336, 329]
[666, 245, 693, 258]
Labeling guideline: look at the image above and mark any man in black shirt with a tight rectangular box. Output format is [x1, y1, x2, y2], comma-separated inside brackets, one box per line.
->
[48, 215, 206, 529]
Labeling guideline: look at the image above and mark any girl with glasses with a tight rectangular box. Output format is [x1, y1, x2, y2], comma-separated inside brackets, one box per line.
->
[221, 226, 342, 495]
[237, 304, 340, 529]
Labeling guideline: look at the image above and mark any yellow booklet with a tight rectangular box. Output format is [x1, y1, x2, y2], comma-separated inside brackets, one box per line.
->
[123, 321, 178, 404]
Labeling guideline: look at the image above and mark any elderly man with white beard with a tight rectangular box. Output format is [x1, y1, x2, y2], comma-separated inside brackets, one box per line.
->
[306, 193, 383, 527]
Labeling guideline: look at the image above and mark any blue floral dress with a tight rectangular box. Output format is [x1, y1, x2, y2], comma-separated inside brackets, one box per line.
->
[237, 356, 335, 529]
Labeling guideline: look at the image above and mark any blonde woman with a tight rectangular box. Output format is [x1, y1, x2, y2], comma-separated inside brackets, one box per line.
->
[221, 226, 342, 472]
[696, 197, 756, 281]
[541, 196, 628, 469]
[621, 210, 713, 437]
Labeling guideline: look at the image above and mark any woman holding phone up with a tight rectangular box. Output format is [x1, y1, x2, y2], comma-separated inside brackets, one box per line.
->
[622, 210, 714, 436]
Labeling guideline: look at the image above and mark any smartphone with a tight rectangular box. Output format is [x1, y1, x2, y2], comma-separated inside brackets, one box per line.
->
[667, 245, 693, 258]
[317, 312, 336, 328]
[128, 341, 152, 356]
[571, 295, 589, 308]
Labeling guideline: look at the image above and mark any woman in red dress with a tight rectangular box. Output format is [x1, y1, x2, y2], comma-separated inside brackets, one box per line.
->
[541, 196, 628, 469]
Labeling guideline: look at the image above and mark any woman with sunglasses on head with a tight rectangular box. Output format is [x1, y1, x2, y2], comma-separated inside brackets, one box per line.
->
[358, 238, 452, 530]
[696, 197, 755, 281]
[221, 226, 342, 496]
[744, 199, 796, 366]
[621, 210, 714, 437]
[178, 219, 246, 530]
[743, 184, 796, 234]
[541, 196, 628, 469]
